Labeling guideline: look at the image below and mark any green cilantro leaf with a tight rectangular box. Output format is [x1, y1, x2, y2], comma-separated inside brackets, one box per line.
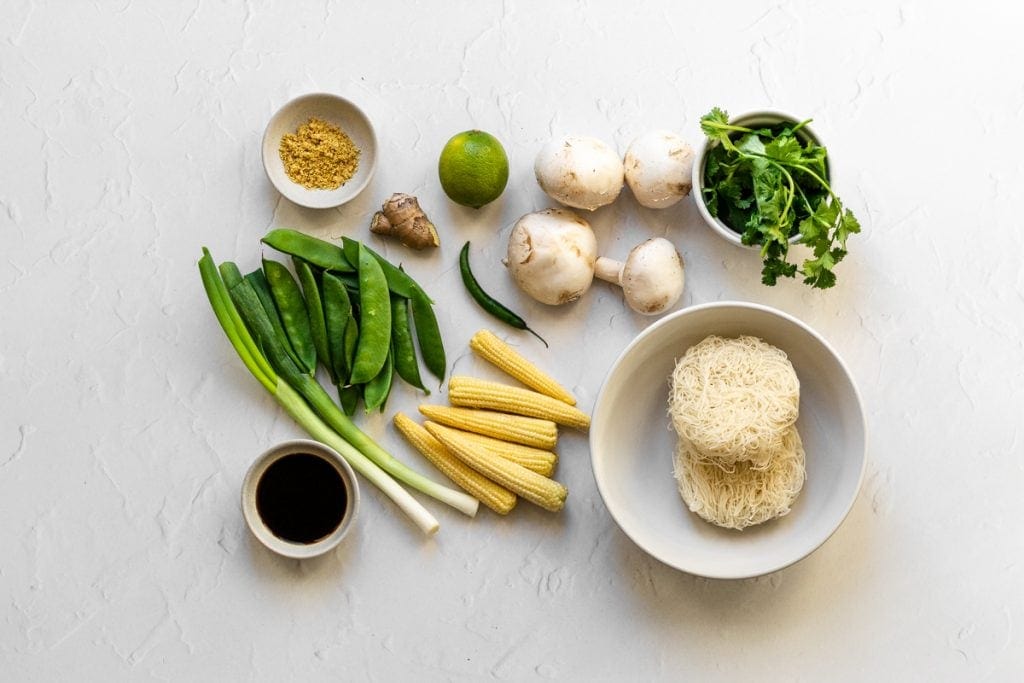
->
[699, 107, 859, 289]
[699, 107, 731, 139]
[765, 136, 803, 164]
[837, 207, 861, 247]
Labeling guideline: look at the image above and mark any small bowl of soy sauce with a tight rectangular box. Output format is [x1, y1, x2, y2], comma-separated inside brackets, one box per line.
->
[242, 440, 359, 559]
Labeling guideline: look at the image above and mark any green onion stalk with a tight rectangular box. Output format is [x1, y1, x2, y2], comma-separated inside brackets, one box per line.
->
[199, 248, 478, 535]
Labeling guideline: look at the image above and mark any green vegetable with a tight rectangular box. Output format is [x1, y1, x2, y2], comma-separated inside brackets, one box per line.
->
[364, 347, 395, 413]
[261, 228, 446, 399]
[699, 107, 860, 288]
[292, 257, 332, 381]
[335, 273, 360, 292]
[198, 249, 479, 534]
[409, 285, 446, 382]
[261, 229, 354, 273]
[219, 262, 244, 289]
[322, 271, 353, 384]
[390, 294, 428, 394]
[340, 384, 362, 416]
[343, 314, 359, 378]
[350, 244, 392, 384]
[459, 241, 547, 346]
[341, 237, 421, 299]
[263, 229, 429, 300]
[263, 258, 317, 374]
[244, 268, 307, 371]
[340, 315, 360, 417]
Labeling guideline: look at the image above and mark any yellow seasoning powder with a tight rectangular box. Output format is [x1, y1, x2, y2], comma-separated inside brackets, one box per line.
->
[279, 117, 360, 190]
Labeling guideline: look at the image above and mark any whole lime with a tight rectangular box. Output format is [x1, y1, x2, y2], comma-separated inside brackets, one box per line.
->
[438, 130, 509, 209]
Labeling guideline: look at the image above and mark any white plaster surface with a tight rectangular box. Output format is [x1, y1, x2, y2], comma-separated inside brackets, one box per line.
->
[2, 1, 1023, 680]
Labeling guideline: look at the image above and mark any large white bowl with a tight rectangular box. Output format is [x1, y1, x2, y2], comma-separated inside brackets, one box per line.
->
[590, 302, 865, 579]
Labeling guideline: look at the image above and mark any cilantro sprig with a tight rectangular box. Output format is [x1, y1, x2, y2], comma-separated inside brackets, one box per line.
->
[699, 107, 859, 288]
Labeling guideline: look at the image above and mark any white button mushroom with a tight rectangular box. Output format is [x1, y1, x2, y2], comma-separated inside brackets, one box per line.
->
[505, 208, 598, 305]
[534, 135, 624, 211]
[594, 237, 685, 315]
[623, 131, 694, 209]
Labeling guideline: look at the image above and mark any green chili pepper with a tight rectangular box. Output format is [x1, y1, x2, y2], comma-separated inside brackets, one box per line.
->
[409, 284, 446, 382]
[263, 259, 317, 374]
[321, 271, 353, 384]
[261, 229, 354, 273]
[244, 268, 306, 370]
[363, 347, 394, 413]
[291, 257, 332, 381]
[349, 244, 392, 385]
[390, 294, 428, 394]
[459, 241, 547, 347]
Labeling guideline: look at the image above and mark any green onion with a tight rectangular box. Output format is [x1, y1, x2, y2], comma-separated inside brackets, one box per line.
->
[198, 248, 479, 535]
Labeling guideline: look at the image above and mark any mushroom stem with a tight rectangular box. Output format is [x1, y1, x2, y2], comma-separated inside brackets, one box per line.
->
[595, 238, 685, 316]
[594, 257, 625, 285]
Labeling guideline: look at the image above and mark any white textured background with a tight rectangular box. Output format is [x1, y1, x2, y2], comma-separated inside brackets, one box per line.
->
[2, 1, 1022, 680]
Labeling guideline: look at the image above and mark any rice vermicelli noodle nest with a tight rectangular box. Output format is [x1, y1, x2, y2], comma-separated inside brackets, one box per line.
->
[668, 335, 800, 468]
[673, 427, 806, 530]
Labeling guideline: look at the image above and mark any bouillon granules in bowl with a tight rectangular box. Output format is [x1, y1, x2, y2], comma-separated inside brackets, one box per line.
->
[261, 93, 377, 209]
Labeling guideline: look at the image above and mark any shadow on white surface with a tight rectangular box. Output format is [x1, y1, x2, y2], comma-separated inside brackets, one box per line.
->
[243, 521, 362, 582]
[606, 488, 875, 624]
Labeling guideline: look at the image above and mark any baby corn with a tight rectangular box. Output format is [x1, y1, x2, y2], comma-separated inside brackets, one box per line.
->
[448, 376, 590, 430]
[454, 428, 557, 476]
[426, 422, 568, 512]
[418, 404, 558, 450]
[469, 329, 576, 405]
[393, 413, 516, 515]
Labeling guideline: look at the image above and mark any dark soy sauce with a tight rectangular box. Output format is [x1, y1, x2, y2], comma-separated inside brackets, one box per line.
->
[256, 453, 346, 544]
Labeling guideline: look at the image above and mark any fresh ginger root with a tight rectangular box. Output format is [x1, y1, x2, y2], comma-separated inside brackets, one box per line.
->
[369, 193, 440, 250]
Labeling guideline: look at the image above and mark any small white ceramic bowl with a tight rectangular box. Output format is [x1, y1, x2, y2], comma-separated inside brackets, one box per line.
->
[242, 439, 359, 559]
[262, 93, 377, 209]
[691, 111, 826, 248]
[590, 302, 865, 579]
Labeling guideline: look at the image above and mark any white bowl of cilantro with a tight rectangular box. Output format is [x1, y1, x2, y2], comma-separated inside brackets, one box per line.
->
[692, 109, 860, 289]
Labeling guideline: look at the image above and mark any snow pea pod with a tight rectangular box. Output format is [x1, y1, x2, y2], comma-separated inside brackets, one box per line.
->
[261, 229, 354, 273]
[244, 268, 305, 371]
[341, 237, 420, 299]
[363, 347, 394, 413]
[321, 271, 352, 385]
[336, 273, 360, 292]
[292, 257, 332, 381]
[409, 284, 445, 382]
[343, 314, 359, 376]
[338, 384, 361, 416]
[349, 244, 392, 385]
[390, 294, 428, 394]
[263, 259, 317, 375]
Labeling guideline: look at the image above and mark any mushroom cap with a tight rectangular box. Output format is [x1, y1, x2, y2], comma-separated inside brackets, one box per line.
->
[534, 135, 624, 211]
[621, 237, 685, 315]
[506, 208, 597, 305]
[623, 131, 694, 209]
